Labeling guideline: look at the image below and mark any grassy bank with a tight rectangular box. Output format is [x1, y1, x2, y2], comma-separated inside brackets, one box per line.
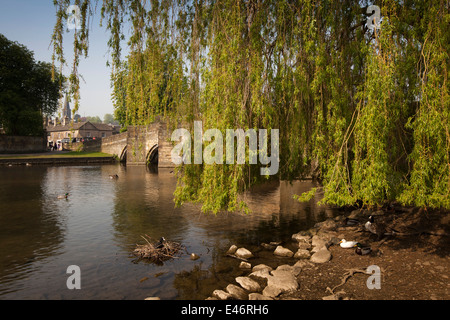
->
[0, 151, 114, 159]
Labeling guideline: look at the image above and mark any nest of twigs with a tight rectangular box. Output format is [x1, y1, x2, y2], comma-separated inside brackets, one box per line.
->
[133, 235, 183, 263]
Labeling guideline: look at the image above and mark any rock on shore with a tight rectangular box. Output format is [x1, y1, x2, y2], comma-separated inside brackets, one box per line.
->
[310, 248, 332, 263]
[203, 207, 450, 301]
[206, 217, 345, 300]
[235, 276, 261, 292]
[273, 246, 294, 257]
[235, 247, 254, 259]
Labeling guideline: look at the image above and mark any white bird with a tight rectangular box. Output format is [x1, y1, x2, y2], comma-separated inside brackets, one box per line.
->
[339, 239, 359, 248]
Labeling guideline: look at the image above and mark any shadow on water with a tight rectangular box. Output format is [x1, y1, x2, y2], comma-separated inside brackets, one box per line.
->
[0, 166, 66, 297]
[0, 164, 336, 300]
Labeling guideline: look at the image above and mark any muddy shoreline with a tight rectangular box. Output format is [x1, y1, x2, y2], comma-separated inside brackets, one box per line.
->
[205, 205, 450, 300]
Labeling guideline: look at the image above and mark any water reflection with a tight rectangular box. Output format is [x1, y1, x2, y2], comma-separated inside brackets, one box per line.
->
[111, 166, 191, 248]
[0, 164, 331, 300]
[0, 166, 65, 296]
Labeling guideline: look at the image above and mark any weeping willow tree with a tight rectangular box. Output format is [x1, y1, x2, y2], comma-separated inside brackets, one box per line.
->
[52, 0, 449, 213]
[398, 0, 450, 208]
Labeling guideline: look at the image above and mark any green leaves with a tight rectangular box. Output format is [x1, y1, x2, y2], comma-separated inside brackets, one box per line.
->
[52, 0, 450, 212]
[398, 3, 450, 209]
[0, 34, 62, 135]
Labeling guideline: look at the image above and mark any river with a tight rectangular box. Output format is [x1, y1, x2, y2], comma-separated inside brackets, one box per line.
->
[0, 164, 333, 299]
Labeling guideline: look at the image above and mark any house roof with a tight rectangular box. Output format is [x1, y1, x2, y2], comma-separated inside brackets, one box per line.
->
[90, 122, 115, 131]
[46, 121, 113, 132]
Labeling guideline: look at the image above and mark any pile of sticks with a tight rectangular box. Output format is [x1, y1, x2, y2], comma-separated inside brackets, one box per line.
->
[133, 235, 183, 263]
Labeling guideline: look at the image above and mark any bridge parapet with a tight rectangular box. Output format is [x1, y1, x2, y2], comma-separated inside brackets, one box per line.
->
[101, 132, 128, 160]
[98, 121, 175, 167]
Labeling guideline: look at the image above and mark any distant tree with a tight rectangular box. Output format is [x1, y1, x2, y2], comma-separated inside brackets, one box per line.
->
[0, 34, 63, 135]
[86, 115, 102, 123]
[103, 113, 115, 124]
[73, 114, 81, 122]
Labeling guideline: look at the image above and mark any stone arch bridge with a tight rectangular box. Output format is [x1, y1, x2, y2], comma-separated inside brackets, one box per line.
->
[100, 121, 174, 167]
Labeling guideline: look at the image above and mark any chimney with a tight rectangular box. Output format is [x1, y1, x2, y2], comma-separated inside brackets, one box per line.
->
[63, 116, 69, 126]
[54, 117, 58, 127]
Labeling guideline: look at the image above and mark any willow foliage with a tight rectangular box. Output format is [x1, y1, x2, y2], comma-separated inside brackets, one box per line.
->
[53, 0, 450, 213]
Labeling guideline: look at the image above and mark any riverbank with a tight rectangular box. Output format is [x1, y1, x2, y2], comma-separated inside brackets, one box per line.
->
[205, 205, 450, 300]
[0, 151, 117, 166]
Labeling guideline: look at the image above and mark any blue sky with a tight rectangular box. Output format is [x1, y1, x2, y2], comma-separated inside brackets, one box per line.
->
[0, 0, 116, 119]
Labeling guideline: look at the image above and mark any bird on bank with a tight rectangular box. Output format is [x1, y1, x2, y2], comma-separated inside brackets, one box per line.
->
[354, 243, 372, 255]
[57, 193, 69, 199]
[155, 237, 166, 249]
[365, 215, 397, 239]
[339, 239, 359, 248]
[109, 174, 119, 179]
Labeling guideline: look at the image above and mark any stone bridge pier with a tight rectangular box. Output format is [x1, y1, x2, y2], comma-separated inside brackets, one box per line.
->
[100, 121, 174, 167]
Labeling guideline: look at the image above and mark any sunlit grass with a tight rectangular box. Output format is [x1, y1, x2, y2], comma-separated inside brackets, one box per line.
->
[0, 151, 114, 159]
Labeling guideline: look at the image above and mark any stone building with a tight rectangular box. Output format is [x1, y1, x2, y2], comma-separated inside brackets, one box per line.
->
[46, 118, 114, 147]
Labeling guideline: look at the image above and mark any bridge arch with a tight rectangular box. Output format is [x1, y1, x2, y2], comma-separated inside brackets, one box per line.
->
[119, 145, 127, 162]
[146, 144, 158, 165]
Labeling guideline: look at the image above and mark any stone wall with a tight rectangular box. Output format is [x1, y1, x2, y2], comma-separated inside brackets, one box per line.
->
[63, 140, 102, 152]
[126, 124, 159, 165]
[1, 122, 176, 167]
[0, 135, 46, 154]
[158, 121, 175, 168]
[55, 121, 176, 167]
[101, 132, 128, 159]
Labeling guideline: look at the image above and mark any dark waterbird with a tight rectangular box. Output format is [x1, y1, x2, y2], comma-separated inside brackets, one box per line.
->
[365, 215, 398, 240]
[343, 217, 361, 226]
[355, 243, 372, 255]
[155, 237, 166, 249]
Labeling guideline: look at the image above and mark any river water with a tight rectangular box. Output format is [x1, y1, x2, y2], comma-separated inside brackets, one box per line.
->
[0, 164, 334, 300]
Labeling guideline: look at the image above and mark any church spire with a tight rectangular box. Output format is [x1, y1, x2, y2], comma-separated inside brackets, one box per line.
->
[63, 94, 71, 120]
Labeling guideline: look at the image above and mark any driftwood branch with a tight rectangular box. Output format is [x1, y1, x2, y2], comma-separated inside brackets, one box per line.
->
[326, 268, 368, 294]
[226, 254, 249, 262]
